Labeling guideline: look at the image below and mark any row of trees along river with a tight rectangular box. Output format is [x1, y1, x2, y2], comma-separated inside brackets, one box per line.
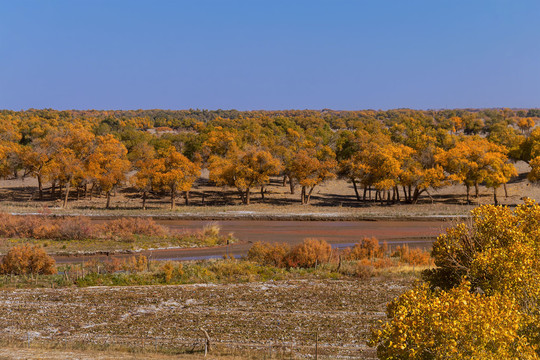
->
[0, 108, 539, 209]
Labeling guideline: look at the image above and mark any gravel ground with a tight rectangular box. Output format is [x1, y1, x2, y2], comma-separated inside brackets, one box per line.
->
[0, 278, 413, 359]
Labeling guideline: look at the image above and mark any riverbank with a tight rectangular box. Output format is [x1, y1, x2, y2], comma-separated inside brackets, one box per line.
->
[4, 203, 471, 221]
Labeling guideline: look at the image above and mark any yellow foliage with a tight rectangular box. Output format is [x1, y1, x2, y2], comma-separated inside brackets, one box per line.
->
[0, 244, 57, 275]
[371, 281, 537, 359]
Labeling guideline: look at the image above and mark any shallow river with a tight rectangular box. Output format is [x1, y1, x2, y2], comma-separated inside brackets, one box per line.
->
[55, 219, 451, 263]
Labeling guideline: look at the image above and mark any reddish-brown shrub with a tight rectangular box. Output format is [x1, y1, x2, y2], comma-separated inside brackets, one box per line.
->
[57, 217, 94, 240]
[372, 257, 395, 269]
[0, 245, 56, 275]
[392, 245, 431, 266]
[285, 238, 332, 268]
[246, 242, 290, 267]
[104, 255, 148, 273]
[98, 218, 168, 239]
[345, 237, 387, 260]
[0, 214, 168, 241]
[355, 260, 374, 279]
[104, 257, 125, 273]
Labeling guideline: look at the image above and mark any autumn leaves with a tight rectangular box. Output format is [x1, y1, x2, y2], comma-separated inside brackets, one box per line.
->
[371, 200, 540, 358]
[1, 109, 539, 210]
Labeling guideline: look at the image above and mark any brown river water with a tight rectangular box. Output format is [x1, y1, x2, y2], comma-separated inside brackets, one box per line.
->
[55, 219, 452, 263]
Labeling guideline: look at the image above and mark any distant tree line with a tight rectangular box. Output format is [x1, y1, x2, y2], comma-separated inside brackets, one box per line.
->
[1, 108, 539, 208]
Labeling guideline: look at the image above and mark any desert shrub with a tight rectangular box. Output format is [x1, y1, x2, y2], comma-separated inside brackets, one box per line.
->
[0, 214, 169, 241]
[202, 223, 220, 238]
[127, 254, 148, 272]
[162, 262, 175, 282]
[372, 257, 395, 269]
[345, 237, 388, 260]
[104, 255, 148, 273]
[285, 238, 332, 268]
[370, 281, 536, 359]
[99, 218, 168, 239]
[104, 257, 125, 273]
[57, 216, 94, 240]
[197, 223, 233, 246]
[159, 261, 184, 282]
[245, 242, 290, 267]
[0, 244, 56, 275]
[355, 260, 374, 279]
[392, 245, 431, 266]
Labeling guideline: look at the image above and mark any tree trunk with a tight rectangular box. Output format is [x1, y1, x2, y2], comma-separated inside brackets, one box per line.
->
[394, 186, 400, 202]
[301, 186, 306, 204]
[77, 187, 80, 201]
[260, 186, 265, 201]
[474, 182, 479, 198]
[282, 175, 287, 187]
[37, 174, 43, 200]
[289, 177, 295, 194]
[493, 187, 498, 205]
[106, 191, 111, 209]
[51, 181, 56, 198]
[504, 183, 508, 198]
[245, 189, 251, 205]
[184, 190, 190, 205]
[466, 184, 470, 204]
[239, 190, 245, 204]
[84, 183, 88, 199]
[306, 186, 315, 204]
[170, 186, 176, 210]
[363, 186, 367, 202]
[62, 181, 71, 208]
[412, 188, 423, 204]
[402, 186, 408, 203]
[142, 191, 147, 210]
[352, 179, 360, 201]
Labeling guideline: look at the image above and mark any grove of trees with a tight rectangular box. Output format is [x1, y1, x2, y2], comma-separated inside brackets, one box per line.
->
[0, 108, 539, 208]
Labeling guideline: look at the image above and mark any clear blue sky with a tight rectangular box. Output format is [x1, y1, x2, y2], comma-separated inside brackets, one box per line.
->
[1, 0, 539, 110]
